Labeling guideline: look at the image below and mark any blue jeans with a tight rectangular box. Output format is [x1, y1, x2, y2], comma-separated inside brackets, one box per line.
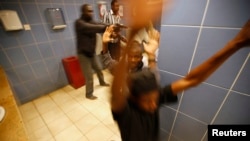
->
[78, 53, 106, 97]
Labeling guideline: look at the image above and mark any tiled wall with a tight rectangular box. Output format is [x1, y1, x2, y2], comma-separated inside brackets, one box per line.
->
[0, 0, 111, 104]
[158, 0, 250, 140]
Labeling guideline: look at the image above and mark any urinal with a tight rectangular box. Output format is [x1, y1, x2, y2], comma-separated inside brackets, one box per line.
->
[0, 106, 5, 122]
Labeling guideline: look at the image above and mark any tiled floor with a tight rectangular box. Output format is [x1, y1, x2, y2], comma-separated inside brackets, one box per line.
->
[19, 70, 121, 141]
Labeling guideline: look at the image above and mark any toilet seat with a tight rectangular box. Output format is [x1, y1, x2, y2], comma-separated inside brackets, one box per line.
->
[0, 106, 5, 122]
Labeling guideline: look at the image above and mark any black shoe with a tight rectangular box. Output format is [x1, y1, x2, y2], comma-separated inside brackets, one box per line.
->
[86, 95, 97, 100]
[100, 83, 110, 86]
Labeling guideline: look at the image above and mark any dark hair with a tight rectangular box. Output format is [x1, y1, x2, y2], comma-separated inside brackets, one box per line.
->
[81, 4, 89, 13]
[111, 0, 118, 6]
[127, 40, 144, 53]
[127, 69, 159, 97]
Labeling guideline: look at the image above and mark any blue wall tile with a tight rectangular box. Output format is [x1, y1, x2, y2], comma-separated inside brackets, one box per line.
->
[171, 113, 207, 141]
[159, 106, 177, 132]
[12, 84, 29, 103]
[21, 3, 42, 24]
[17, 30, 35, 46]
[179, 83, 227, 123]
[5, 48, 27, 66]
[158, 26, 199, 75]
[44, 57, 59, 73]
[159, 129, 170, 141]
[36, 0, 51, 3]
[0, 30, 19, 48]
[67, 21, 75, 38]
[232, 57, 250, 94]
[62, 38, 76, 57]
[15, 64, 36, 81]
[161, 0, 207, 25]
[32, 24, 49, 43]
[0, 51, 12, 69]
[23, 79, 42, 95]
[5, 69, 21, 85]
[74, 0, 85, 4]
[23, 44, 42, 62]
[46, 28, 61, 41]
[64, 4, 78, 21]
[37, 42, 54, 59]
[51, 40, 66, 57]
[204, 0, 250, 27]
[213, 91, 250, 124]
[31, 61, 49, 78]
[60, 24, 73, 39]
[51, 0, 63, 3]
[36, 75, 56, 93]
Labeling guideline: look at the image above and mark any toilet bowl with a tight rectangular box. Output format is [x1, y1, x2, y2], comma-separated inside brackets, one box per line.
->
[0, 106, 5, 122]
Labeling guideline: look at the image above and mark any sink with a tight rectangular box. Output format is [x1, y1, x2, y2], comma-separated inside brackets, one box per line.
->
[0, 106, 5, 122]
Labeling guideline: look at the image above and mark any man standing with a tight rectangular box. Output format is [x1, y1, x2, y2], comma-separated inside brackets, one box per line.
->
[102, 0, 124, 61]
[75, 4, 110, 100]
[103, 0, 121, 25]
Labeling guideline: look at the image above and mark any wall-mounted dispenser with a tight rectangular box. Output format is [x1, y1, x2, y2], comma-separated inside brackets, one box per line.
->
[0, 10, 23, 31]
[46, 8, 66, 30]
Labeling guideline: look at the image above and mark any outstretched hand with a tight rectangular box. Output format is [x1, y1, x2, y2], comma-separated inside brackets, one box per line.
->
[102, 25, 115, 43]
[143, 29, 160, 55]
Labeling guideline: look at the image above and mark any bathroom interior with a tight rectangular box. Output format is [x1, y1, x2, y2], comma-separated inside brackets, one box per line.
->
[0, 0, 249, 141]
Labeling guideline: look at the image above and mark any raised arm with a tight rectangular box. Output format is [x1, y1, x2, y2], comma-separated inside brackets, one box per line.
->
[171, 19, 250, 94]
[111, 28, 141, 112]
[101, 25, 119, 73]
[143, 27, 160, 69]
[76, 19, 107, 34]
[111, 46, 129, 112]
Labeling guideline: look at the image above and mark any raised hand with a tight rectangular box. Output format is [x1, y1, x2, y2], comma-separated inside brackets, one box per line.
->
[143, 29, 160, 55]
[102, 25, 115, 43]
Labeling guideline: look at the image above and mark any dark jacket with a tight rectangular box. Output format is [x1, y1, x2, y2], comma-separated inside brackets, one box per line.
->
[75, 16, 107, 57]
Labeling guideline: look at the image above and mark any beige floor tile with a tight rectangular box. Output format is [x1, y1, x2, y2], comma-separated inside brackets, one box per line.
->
[54, 125, 83, 141]
[85, 123, 114, 141]
[91, 102, 112, 121]
[75, 135, 89, 141]
[80, 98, 105, 112]
[61, 85, 75, 93]
[59, 99, 82, 113]
[41, 106, 65, 124]
[47, 115, 73, 136]
[102, 115, 121, 135]
[28, 126, 54, 141]
[19, 102, 40, 122]
[67, 89, 85, 99]
[74, 113, 100, 134]
[94, 87, 111, 102]
[50, 89, 74, 105]
[48, 89, 67, 97]
[66, 105, 89, 122]
[33, 96, 58, 114]
[25, 116, 46, 133]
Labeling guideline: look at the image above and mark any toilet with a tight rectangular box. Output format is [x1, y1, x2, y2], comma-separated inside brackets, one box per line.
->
[0, 106, 5, 122]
